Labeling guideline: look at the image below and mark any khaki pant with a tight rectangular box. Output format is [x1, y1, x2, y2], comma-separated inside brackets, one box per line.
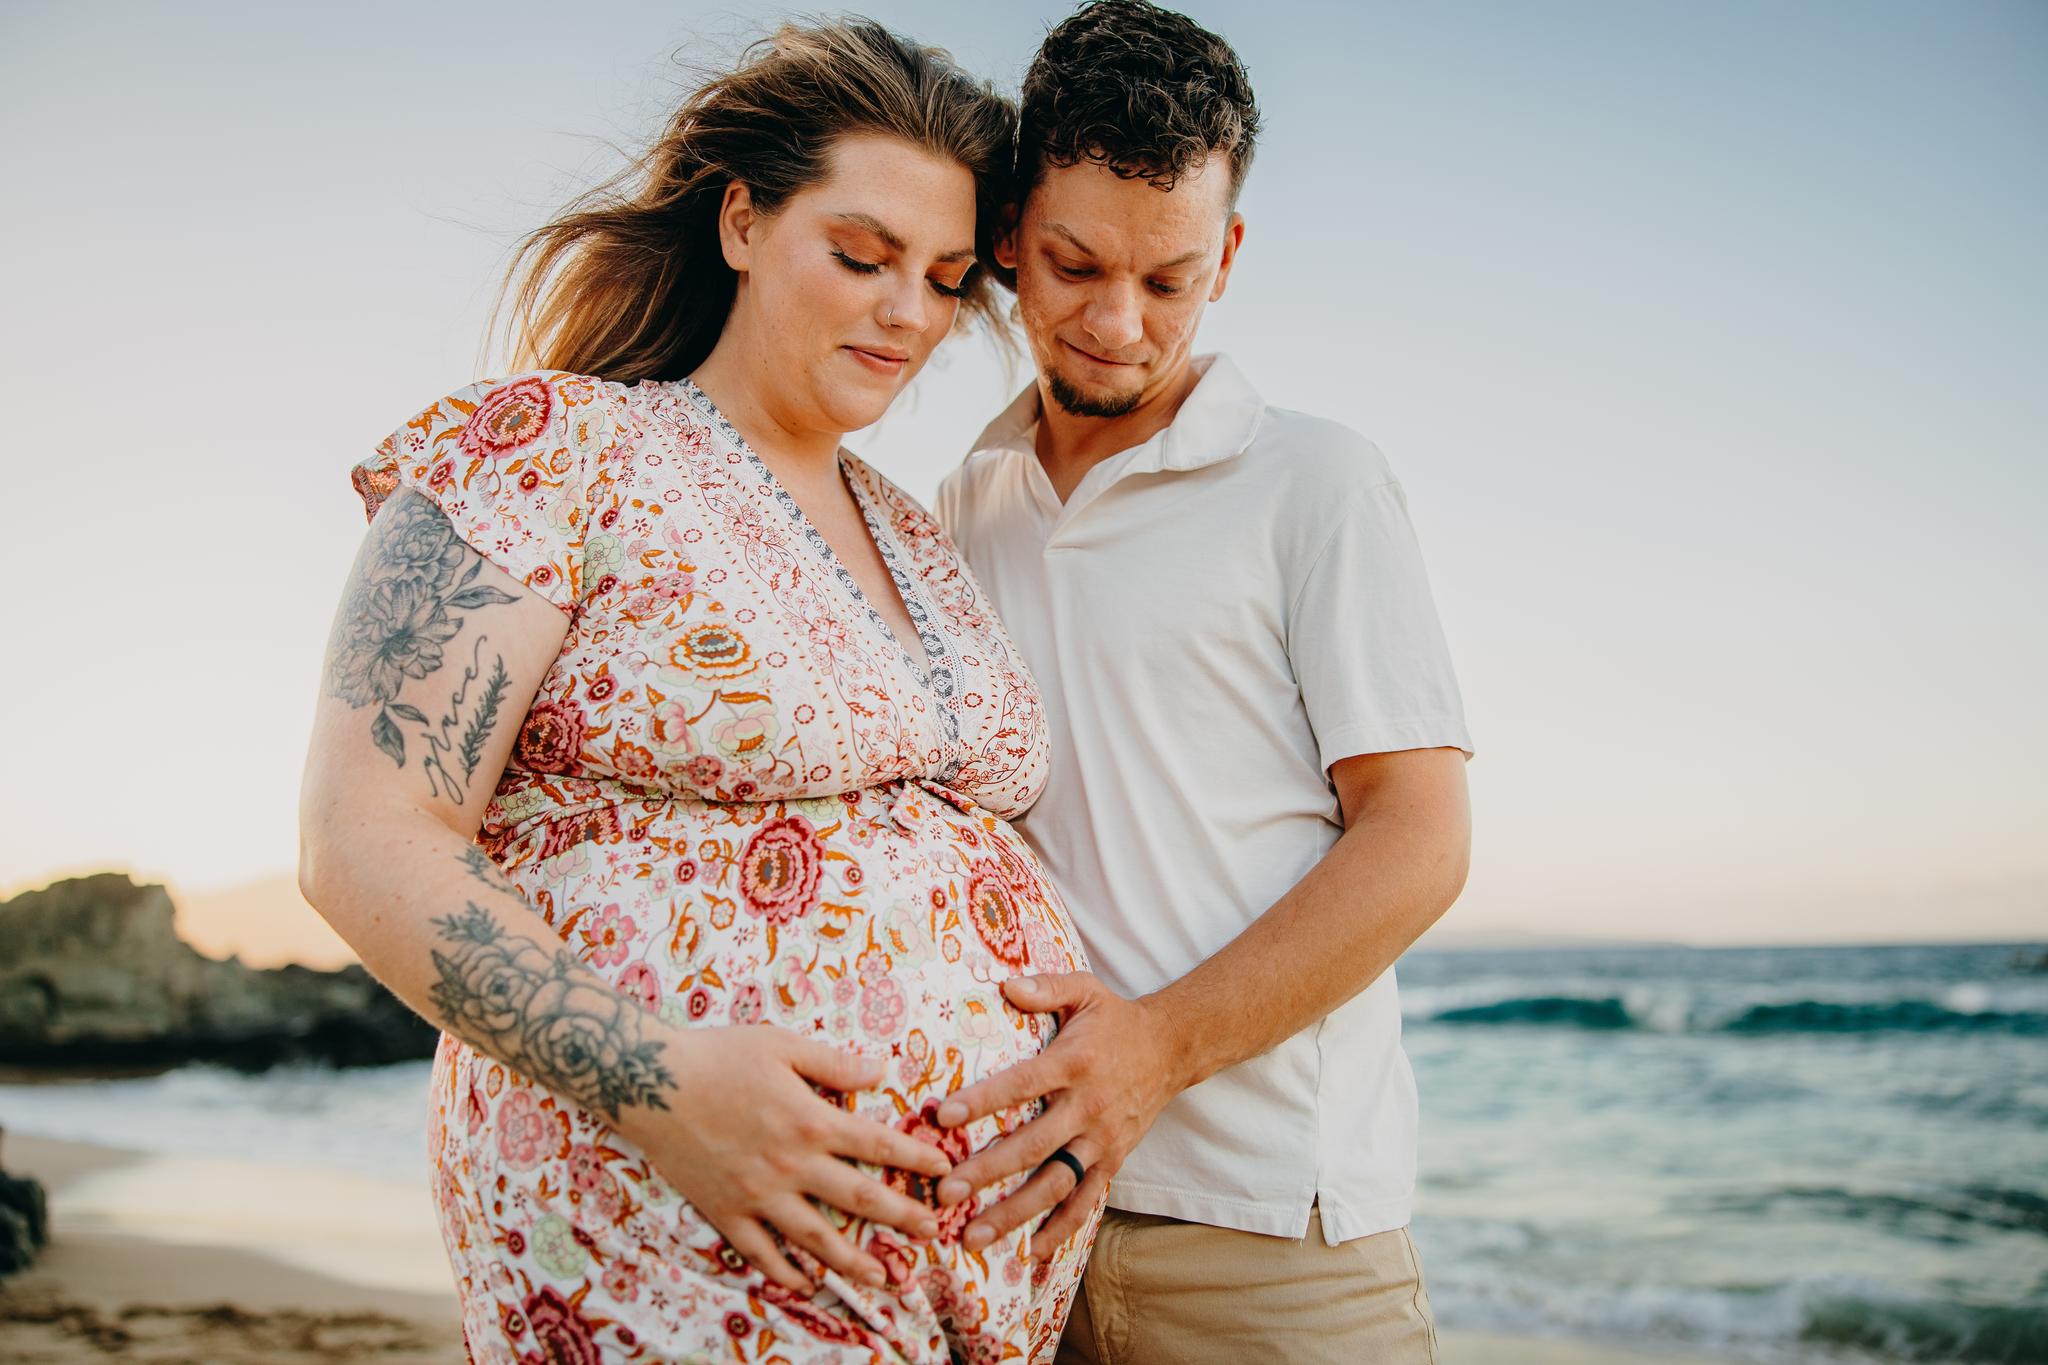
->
[1053, 1204, 1439, 1365]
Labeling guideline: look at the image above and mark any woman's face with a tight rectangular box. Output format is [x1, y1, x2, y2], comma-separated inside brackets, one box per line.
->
[717, 132, 979, 437]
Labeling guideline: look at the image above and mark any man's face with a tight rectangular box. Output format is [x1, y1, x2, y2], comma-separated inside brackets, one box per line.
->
[999, 153, 1244, 419]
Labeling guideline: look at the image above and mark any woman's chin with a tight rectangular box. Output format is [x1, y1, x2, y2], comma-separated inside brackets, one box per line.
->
[821, 385, 906, 434]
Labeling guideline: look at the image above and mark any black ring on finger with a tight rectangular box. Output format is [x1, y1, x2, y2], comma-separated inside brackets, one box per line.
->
[1042, 1145, 1085, 1188]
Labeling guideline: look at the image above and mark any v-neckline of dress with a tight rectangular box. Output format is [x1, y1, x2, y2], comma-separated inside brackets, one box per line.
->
[672, 377, 959, 719]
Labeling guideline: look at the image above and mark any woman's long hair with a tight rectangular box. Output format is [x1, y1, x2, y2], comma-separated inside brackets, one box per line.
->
[491, 19, 1015, 383]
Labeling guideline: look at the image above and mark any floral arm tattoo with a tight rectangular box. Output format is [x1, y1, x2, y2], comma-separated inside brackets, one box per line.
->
[323, 488, 520, 804]
[324, 497, 668, 1117]
[429, 854, 677, 1121]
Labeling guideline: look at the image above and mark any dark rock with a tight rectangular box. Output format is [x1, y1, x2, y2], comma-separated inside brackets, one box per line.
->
[0, 1128, 46, 1279]
[0, 1204, 32, 1277]
[0, 874, 439, 1073]
[0, 1172, 46, 1250]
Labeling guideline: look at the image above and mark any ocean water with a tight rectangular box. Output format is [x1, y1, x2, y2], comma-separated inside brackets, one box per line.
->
[1400, 943, 2048, 1363]
[2, 942, 2043, 1362]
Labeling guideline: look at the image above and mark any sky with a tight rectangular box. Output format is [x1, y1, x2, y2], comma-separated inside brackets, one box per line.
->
[2, 0, 2043, 956]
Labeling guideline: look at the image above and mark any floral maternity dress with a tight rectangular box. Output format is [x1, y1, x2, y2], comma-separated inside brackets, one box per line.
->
[350, 370, 1101, 1364]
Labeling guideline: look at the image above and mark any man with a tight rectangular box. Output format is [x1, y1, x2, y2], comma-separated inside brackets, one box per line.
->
[930, 3, 1473, 1360]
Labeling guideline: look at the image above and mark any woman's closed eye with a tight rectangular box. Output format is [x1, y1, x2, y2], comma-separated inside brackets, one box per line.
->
[832, 248, 883, 276]
[833, 248, 971, 299]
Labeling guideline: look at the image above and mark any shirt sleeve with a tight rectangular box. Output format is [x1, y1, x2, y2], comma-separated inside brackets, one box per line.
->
[348, 371, 619, 615]
[1287, 479, 1474, 768]
[933, 465, 967, 542]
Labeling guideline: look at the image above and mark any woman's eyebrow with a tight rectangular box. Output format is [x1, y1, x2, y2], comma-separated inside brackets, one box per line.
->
[829, 212, 974, 264]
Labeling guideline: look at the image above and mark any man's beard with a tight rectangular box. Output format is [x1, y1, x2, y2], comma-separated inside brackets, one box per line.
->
[1046, 366, 1143, 419]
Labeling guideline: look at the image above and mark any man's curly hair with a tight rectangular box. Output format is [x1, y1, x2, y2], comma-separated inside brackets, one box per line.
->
[1014, 0, 1260, 208]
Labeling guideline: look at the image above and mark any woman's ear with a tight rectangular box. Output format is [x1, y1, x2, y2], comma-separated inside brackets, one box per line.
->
[716, 181, 758, 274]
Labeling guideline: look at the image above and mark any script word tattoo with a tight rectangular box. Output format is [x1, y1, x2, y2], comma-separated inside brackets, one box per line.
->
[427, 895, 675, 1122]
[323, 489, 518, 804]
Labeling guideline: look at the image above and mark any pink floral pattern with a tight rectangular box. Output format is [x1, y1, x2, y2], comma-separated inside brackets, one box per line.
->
[738, 815, 826, 924]
[358, 371, 1097, 1364]
[460, 376, 555, 458]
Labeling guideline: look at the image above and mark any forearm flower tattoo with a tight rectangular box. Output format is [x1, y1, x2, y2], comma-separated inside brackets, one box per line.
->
[428, 890, 676, 1121]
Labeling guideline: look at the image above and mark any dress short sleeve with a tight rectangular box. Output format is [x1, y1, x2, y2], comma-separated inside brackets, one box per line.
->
[1287, 479, 1475, 770]
[350, 370, 619, 615]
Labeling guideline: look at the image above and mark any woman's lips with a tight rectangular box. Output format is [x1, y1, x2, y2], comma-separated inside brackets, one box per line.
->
[845, 345, 909, 375]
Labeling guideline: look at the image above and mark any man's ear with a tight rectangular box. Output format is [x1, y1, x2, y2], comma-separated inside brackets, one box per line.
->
[993, 200, 1022, 271]
[715, 180, 759, 274]
[1209, 211, 1246, 304]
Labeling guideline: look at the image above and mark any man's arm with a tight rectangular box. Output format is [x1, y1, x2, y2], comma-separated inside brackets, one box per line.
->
[934, 744, 1471, 1253]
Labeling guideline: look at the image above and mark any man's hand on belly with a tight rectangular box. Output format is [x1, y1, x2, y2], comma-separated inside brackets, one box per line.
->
[927, 750, 1473, 1255]
[930, 971, 1185, 1256]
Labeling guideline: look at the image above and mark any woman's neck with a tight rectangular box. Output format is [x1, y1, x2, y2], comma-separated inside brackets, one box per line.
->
[689, 326, 844, 475]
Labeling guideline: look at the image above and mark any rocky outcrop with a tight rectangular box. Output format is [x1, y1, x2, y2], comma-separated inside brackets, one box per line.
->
[0, 874, 438, 1072]
[0, 1129, 47, 1277]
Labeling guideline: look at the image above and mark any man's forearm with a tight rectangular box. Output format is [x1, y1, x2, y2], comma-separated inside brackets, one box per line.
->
[1143, 761, 1471, 1091]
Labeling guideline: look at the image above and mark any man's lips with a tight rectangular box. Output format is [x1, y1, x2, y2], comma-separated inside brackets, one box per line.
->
[1061, 339, 1140, 367]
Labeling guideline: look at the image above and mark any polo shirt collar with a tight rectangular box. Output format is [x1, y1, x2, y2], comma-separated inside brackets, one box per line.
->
[968, 352, 1265, 477]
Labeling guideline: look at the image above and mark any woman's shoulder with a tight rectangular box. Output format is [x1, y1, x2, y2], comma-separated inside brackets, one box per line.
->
[360, 369, 630, 508]
[356, 368, 631, 519]
[348, 370, 631, 612]
[383, 369, 623, 457]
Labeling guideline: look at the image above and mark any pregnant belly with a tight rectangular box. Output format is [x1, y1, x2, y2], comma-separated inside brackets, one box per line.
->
[489, 779, 1087, 1155]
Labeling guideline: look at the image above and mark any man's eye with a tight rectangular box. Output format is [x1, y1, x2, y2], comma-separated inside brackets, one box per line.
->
[1150, 281, 1182, 297]
[832, 249, 883, 275]
[1053, 261, 1092, 280]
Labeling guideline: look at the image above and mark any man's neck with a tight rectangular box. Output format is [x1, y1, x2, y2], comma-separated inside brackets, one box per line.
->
[1032, 360, 1204, 504]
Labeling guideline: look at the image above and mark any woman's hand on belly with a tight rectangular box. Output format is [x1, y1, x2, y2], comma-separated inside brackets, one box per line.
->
[614, 1024, 952, 1295]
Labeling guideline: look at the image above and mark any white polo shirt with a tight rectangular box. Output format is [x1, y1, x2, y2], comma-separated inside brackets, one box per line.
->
[934, 352, 1473, 1245]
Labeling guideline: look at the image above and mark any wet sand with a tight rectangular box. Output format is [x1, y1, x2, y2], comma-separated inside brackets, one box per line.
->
[0, 1133, 463, 1363]
[0, 1131, 1735, 1363]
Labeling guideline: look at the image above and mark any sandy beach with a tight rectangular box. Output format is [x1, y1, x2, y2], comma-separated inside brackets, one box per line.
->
[0, 1129, 1740, 1364]
[0, 1132, 465, 1363]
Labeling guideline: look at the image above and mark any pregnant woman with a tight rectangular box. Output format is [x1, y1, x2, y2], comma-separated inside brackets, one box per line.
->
[297, 20, 1100, 1363]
